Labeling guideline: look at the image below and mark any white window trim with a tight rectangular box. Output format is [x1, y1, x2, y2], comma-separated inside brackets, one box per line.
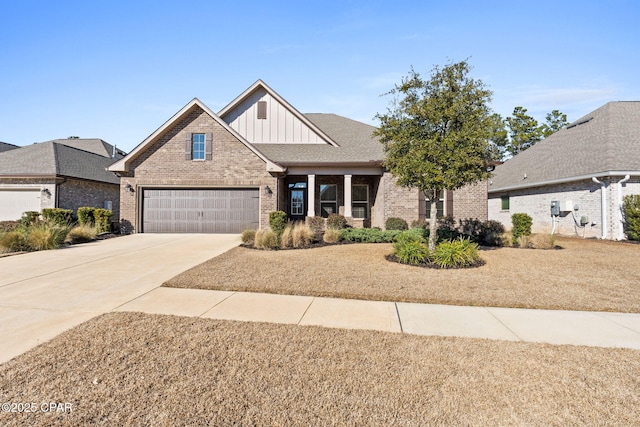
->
[192, 133, 206, 161]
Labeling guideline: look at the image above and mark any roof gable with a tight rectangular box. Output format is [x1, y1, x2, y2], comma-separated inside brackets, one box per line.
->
[108, 98, 284, 173]
[218, 80, 339, 146]
[489, 101, 640, 192]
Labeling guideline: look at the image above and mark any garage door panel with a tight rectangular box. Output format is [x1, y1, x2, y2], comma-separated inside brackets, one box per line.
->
[0, 190, 42, 221]
[142, 188, 259, 233]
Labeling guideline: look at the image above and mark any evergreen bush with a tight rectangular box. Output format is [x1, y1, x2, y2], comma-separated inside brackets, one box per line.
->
[623, 194, 640, 241]
[385, 217, 408, 231]
[94, 209, 113, 233]
[269, 211, 288, 238]
[41, 208, 73, 226]
[77, 207, 96, 226]
[511, 213, 533, 246]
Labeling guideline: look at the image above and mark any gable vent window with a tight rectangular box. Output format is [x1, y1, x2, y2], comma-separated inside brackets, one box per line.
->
[257, 101, 267, 120]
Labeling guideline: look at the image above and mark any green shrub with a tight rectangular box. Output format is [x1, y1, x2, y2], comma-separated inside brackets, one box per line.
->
[393, 239, 429, 265]
[307, 216, 325, 240]
[385, 217, 408, 231]
[41, 208, 73, 226]
[77, 207, 96, 226]
[66, 225, 98, 244]
[19, 211, 41, 227]
[326, 213, 347, 230]
[397, 228, 428, 244]
[323, 228, 341, 243]
[0, 230, 28, 252]
[0, 221, 20, 232]
[292, 222, 314, 248]
[511, 213, 533, 245]
[459, 218, 505, 246]
[269, 211, 288, 238]
[339, 228, 401, 243]
[25, 222, 71, 251]
[254, 229, 278, 250]
[432, 237, 481, 268]
[241, 229, 257, 245]
[623, 194, 640, 241]
[94, 209, 113, 233]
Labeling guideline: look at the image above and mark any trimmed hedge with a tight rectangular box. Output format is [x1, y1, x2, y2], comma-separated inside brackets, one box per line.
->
[385, 217, 408, 231]
[269, 211, 288, 238]
[94, 209, 113, 233]
[511, 213, 533, 245]
[77, 207, 96, 226]
[339, 228, 401, 243]
[41, 208, 73, 226]
[326, 214, 347, 230]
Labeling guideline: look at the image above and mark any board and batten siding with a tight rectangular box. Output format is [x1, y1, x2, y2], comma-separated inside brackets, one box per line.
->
[224, 87, 326, 144]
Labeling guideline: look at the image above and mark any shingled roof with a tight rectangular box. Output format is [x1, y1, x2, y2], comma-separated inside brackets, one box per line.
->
[0, 139, 122, 184]
[489, 101, 640, 192]
[255, 113, 383, 165]
[0, 141, 18, 153]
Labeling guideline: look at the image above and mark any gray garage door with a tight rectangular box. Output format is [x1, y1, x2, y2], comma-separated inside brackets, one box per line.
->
[142, 188, 259, 233]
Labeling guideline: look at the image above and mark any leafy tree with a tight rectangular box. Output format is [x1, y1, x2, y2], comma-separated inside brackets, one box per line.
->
[541, 109, 568, 137]
[486, 113, 508, 161]
[375, 60, 494, 251]
[504, 106, 542, 157]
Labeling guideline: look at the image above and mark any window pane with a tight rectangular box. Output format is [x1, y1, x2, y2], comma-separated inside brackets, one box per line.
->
[291, 190, 304, 215]
[353, 203, 367, 219]
[320, 184, 336, 201]
[192, 133, 205, 160]
[352, 185, 367, 202]
[425, 200, 444, 219]
[501, 196, 510, 210]
[321, 202, 337, 218]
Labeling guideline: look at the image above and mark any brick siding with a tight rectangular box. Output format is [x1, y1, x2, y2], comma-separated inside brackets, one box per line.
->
[119, 105, 277, 233]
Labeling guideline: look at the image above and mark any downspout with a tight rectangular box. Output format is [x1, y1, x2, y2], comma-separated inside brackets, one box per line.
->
[616, 175, 631, 240]
[592, 177, 607, 239]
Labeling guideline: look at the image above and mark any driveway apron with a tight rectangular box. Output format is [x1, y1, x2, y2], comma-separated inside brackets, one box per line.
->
[0, 234, 240, 363]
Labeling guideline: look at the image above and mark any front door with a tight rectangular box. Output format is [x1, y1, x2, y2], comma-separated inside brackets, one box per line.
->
[288, 182, 307, 221]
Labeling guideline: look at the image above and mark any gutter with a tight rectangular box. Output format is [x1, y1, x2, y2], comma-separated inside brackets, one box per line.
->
[592, 177, 607, 239]
[489, 170, 640, 193]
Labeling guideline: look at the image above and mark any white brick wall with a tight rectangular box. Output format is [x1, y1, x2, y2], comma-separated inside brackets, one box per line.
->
[488, 176, 640, 239]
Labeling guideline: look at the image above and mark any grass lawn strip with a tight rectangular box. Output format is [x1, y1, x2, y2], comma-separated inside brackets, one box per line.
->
[164, 237, 640, 313]
[1, 312, 639, 426]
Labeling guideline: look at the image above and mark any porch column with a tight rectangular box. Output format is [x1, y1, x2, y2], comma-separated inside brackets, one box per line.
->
[344, 174, 352, 217]
[307, 174, 316, 217]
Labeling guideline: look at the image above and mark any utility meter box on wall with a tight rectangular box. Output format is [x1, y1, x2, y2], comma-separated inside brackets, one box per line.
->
[560, 200, 574, 212]
[551, 200, 560, 216]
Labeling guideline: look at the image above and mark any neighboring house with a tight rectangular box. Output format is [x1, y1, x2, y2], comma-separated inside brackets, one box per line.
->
[108, 80, 487, 234]
[0, 141, 19, 153]
[488, 101, 640, 240]
[0, 138, 125, 221]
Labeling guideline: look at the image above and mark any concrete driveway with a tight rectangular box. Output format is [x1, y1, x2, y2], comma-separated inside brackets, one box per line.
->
[0, 234, 240, 363]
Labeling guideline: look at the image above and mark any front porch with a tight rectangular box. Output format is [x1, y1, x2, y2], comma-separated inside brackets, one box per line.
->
[278, 173, 382, 228]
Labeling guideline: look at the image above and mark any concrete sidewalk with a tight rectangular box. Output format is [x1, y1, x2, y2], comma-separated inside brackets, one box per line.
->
[115, 287, 640, 350]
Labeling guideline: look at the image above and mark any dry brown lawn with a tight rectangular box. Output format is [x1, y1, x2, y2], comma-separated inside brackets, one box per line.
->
[165, 237, 640, 313]
[1, 312, 638, 426]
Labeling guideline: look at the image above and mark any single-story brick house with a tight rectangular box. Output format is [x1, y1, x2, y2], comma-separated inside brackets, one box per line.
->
[488, 101, 640, 240]
[108, 80, 488, 233]
[0, 138, 125, 221]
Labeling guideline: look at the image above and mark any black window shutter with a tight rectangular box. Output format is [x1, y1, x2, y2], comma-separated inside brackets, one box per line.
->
[205, 132, 213, 161]
[184, 132, 192, 160]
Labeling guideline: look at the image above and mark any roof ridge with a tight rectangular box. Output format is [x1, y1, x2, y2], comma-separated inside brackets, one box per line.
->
[51, 141, 61, 175]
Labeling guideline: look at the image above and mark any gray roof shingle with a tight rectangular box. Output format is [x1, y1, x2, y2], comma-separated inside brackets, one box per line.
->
[255, 113, 383, 165]
[489, 101, 640, 192]
[0, 141, 19, 152]
[0, 139, 122, 184]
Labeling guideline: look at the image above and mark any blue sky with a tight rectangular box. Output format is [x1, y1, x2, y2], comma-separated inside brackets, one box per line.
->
[1, 0, 638, 152]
